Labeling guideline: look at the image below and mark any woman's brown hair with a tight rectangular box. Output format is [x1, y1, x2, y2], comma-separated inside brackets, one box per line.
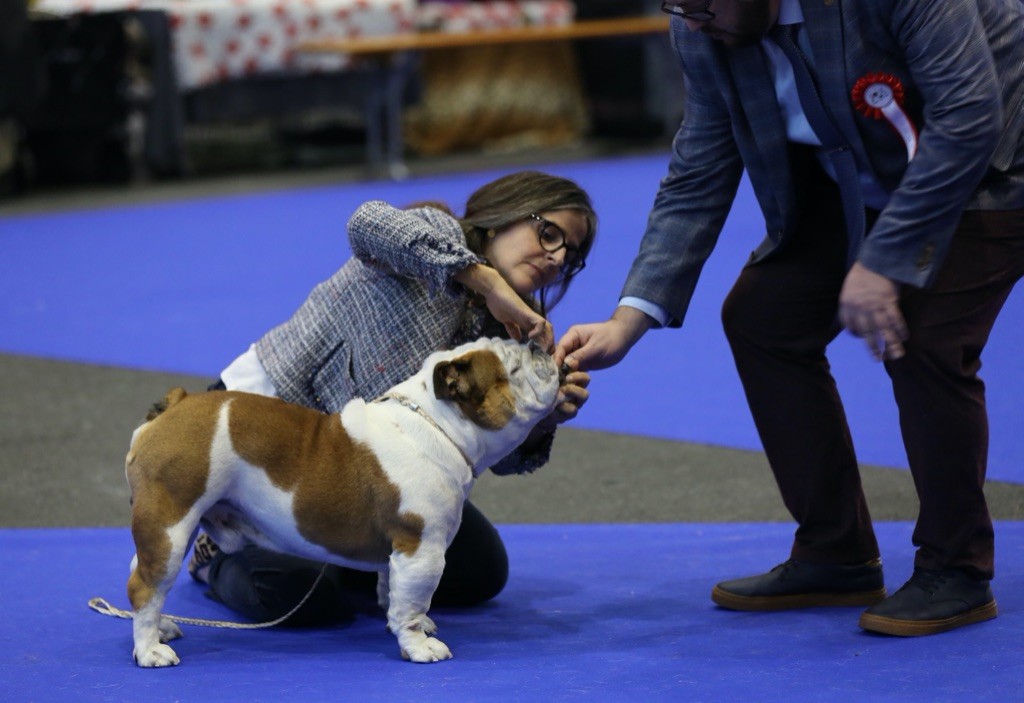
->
[459, 171, 597, 314]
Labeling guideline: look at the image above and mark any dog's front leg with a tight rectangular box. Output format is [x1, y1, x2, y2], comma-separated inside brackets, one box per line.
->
[379, 568, 437, 633]
[386, 543, 450, 663]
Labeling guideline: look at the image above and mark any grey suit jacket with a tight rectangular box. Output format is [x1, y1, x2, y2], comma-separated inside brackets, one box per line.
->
[623, 0, 1024, 327]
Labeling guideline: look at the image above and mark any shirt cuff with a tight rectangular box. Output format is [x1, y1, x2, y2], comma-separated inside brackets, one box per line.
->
[221, 344, 279, 397]
[618, 297, 670, 328]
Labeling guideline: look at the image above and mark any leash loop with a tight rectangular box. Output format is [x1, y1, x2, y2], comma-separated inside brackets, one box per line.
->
[87, 564, 329, 630]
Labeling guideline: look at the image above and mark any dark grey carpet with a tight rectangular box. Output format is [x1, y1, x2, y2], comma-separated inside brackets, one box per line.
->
[3, 353, 1021, 529]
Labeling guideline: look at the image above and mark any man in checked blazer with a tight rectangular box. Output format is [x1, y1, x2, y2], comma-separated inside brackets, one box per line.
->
[556, 0, 1024, 636]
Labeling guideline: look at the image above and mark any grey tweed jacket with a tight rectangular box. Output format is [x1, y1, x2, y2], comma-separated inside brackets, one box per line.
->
[255, 200, 553, 474]
[624, 0, 1024, 328]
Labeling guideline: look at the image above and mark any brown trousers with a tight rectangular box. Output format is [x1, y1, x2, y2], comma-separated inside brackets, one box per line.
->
[722, 163, 1024, 580]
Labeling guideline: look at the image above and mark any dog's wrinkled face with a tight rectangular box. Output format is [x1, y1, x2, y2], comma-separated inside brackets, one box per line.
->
[432, 338, 560, 431]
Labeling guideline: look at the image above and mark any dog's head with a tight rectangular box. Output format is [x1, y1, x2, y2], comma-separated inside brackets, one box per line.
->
[422, 337, 560, 471]
[432, 337, 560, 428]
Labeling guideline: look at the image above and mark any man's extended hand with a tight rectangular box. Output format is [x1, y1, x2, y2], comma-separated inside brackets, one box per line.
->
[838, 262, 908, 361]
[554, 306, 654, 370]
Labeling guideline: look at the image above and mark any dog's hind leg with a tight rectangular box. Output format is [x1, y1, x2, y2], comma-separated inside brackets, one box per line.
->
[128, 553, 183, 646]
[128, 514, 195, 667]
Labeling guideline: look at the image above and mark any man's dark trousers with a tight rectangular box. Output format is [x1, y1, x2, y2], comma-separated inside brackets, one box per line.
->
[721, 155, 1024, 580]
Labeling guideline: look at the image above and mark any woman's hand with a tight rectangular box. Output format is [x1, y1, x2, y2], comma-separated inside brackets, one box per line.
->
[534, 357, 591, 434]
[554, 306, 653, 370]
[455, 263, 554, 350]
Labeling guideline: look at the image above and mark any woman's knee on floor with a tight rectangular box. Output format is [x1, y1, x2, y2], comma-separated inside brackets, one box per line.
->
[433, 502, 509, 606]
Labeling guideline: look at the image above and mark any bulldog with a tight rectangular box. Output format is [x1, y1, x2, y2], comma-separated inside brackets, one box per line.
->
[123, 337, 561, 667]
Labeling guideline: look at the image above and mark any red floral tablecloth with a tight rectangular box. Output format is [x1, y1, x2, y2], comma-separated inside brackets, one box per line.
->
[33, 0, 574, 90]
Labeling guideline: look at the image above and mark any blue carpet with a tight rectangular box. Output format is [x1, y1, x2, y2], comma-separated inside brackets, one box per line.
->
[1, 523, 1022, 703]
[1, 153, 1022, 480]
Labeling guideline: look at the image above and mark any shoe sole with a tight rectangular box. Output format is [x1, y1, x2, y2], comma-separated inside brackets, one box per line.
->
[711, 586, 887, 611]
[858, 599, 998, 636]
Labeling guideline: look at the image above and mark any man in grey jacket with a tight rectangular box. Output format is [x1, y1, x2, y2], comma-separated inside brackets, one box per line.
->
[556, 0, 1024, 636]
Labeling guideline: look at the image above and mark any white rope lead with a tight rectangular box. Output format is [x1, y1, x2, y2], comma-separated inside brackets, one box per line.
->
[87, 564, 329, 630]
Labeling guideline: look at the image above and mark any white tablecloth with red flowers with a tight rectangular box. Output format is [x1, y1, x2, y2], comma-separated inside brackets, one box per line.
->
[33, 0, 574, 91]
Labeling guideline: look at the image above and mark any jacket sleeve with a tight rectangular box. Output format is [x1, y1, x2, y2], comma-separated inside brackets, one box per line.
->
[347, 200, 486, 297]
[858, 0, 1003, 287]
[620, 47, 745, 328]
[489, 429, 555, 476]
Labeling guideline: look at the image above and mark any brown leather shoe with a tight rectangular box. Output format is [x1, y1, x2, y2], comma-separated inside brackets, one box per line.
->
[712, 558, 886, 611]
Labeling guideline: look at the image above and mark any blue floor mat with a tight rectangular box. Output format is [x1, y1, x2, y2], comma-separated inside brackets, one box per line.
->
[2, 153, 1022, 480]
[2, 523, 1022, 703]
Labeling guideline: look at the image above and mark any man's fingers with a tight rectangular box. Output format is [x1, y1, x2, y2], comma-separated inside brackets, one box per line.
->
[839, 264, 906, 362]
[554, 328, 584, 365]
[880, 327, 906, 360]
[884, 308, 910, 343]
[845, 308, 908, 362]
[866, 330, 884, 361]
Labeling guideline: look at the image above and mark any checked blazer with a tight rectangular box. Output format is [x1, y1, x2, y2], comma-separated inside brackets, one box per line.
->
[254, 200, 553, 475]
[622, 0, 1024, 328]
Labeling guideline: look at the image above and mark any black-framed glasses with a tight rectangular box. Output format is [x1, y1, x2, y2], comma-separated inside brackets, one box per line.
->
[661, 0, 715, 22]
[528, 213, 586, 277]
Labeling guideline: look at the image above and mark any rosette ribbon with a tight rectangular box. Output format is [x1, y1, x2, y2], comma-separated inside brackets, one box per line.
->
[852, 72, 918, 162]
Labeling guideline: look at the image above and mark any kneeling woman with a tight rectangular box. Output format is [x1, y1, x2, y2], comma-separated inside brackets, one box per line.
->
[189, 170, 597, 624]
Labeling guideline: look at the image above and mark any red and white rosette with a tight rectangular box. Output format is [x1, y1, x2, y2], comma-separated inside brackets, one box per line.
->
[851, 72, 918, 162]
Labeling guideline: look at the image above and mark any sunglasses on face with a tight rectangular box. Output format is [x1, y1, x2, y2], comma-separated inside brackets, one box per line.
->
[527, 213, 587, 277]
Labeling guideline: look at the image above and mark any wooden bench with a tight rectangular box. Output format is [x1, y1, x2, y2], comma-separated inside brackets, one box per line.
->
[297, 15, 671, 178]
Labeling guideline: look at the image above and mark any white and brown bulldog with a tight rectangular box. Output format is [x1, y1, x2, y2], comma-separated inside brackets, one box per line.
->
[124, 337, 560, 667]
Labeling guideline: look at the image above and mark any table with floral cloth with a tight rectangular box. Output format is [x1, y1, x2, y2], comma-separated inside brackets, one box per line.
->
[33, 0, 573, 90]
[29, 0, 576, 175]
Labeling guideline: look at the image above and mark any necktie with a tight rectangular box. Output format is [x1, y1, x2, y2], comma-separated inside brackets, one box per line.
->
[769, 23, 866, 253]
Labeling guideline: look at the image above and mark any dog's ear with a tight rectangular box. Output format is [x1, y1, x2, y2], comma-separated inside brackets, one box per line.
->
[433, 351, 515, 429]
[433, 359, 471, 401]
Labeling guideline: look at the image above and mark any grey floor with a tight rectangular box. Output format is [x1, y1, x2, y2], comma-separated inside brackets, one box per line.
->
[3, 143, 1023, 531]
[4, 350, 1024, 531]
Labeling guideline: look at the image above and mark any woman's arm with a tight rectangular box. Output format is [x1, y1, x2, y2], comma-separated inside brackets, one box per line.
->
[454, 264, 553, 348]
[347, 200, 484, 297]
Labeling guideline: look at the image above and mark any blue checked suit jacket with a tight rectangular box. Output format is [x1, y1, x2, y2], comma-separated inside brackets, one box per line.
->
[623, 0, 1024, 328]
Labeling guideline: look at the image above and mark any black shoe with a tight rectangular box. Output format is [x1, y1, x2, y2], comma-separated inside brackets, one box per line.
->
[859, 567, 997, 636]
[712, 558, 886, 611]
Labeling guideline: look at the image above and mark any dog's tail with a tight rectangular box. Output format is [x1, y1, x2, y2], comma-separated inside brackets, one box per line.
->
[145, 387, 189, 422]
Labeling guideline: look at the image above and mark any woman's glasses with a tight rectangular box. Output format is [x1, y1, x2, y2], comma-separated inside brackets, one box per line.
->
[528, 214, 586, 277]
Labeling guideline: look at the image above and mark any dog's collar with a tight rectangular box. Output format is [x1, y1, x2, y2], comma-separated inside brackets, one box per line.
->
[373, 392, 474, 470]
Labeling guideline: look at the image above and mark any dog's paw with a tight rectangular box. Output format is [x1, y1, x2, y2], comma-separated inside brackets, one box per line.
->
[133, 643, 180, 668]
[158, 617, 183, 643]
[400, 637, 452, 664]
